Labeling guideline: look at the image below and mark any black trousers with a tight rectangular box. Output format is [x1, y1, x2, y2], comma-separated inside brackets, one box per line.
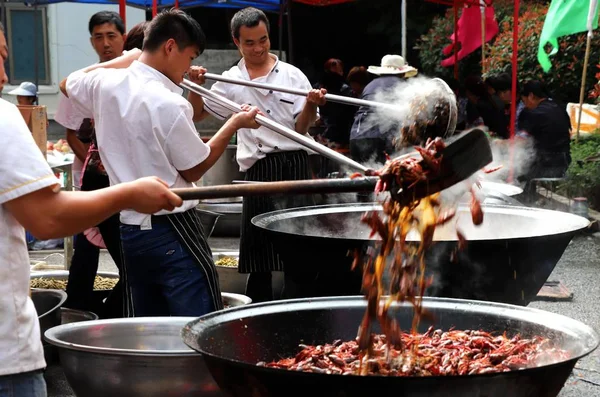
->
[64, 170, 125, 318]
[240, 151, 315, 303]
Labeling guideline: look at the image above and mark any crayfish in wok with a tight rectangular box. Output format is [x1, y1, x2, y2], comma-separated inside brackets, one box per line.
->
[261, 327, 569, 376]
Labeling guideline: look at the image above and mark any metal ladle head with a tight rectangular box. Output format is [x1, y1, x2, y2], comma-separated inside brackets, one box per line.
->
[395, 77, 458, 150]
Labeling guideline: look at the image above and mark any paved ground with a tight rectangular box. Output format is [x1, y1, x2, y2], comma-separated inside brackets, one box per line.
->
[31, 233, 600, 396]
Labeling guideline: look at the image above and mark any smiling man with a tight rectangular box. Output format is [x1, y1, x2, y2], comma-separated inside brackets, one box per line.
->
[192, 7, 327, 303]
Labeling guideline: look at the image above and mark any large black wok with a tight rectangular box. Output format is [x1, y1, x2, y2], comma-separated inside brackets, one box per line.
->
[252, 203, 589, 305]
[182, 297, 599, 397]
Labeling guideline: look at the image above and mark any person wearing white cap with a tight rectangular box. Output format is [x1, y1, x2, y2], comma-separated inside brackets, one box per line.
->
[349, 54, 417, 202]
[349, 54, 418, 166]
[8, 81, 38, 105]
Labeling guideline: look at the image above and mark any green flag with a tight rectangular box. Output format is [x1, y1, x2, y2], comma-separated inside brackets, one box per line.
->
[538, 0, 599, 72]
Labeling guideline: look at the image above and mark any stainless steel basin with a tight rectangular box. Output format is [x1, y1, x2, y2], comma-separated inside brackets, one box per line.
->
[198, 201, 242, 237]
[213, 251, 284, 298]
[44, 317, 225, 397]
[31, 289, 67, 339]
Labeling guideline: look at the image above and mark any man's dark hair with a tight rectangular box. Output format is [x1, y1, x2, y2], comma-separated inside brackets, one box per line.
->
[489, 73, 512, 93]
[143, 8, 206, 53]
[124, 21, 149, 51]
[0, 22, 4, 34]
[230, 7, 270, 40]
[88, 11, 125, 35]
[520, 80, 549, 99]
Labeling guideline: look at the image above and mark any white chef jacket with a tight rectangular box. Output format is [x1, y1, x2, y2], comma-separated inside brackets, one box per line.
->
[66, 60, 210, 227]
[55, 93, 86, 189]
[0, 98, 59, 376]
[203, 54, 317, 171]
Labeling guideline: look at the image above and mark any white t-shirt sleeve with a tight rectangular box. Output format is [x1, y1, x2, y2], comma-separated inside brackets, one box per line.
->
[0, 101, 59, 205]
[65, 69, 105, 119]
[203, 73, 235, 120]
[164, 108, 211, 171]
[54, 93, 85, 131]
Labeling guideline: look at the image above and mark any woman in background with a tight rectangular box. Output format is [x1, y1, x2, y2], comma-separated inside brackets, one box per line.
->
[8, 82, 38, 105]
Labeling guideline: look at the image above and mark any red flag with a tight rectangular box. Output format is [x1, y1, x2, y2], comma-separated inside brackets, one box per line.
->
[441, 5, 499, 67]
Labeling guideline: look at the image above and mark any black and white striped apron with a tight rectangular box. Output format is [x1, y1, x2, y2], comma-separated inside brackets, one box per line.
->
[122, 209, 224, 315]
[239, 150, 315, 274]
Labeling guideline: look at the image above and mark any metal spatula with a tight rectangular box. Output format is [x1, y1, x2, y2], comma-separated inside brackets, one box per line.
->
[171, 129, 492, 202]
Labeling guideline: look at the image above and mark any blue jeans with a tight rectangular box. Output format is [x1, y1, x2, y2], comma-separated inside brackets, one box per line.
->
[0, 370, 46, 397]
[120, 219, 215, 317]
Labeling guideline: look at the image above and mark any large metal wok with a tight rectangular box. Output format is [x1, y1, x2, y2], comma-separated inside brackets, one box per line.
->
[182, 297, 599, 397]
[251, 203, 589, 305]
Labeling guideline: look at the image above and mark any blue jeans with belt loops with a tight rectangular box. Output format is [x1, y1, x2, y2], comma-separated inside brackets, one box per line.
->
[120, 220, 215, 317]
[0, 370, 47, 397]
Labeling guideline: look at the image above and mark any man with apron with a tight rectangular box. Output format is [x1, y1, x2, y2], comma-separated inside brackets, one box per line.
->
[61, 9, 260, 317]
[193, 7, 326, 303]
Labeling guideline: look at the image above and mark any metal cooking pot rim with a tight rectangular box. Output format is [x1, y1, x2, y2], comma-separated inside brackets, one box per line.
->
[44, 316, 199, 356]
[184, 296, 600, 377]
[31, 288, 67, 319]
[251, 202, 590, 241]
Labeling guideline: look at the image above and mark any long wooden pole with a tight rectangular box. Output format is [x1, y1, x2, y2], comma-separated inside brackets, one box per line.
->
[576, 33, 593, 143]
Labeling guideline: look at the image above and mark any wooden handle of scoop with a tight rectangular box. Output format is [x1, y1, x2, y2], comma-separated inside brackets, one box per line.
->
[172, 178, 379, 201]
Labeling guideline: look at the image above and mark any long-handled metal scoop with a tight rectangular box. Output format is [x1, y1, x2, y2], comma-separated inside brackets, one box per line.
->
[181, 79, 370, 174]
[171, 129, 492, 202]
[203, 72, 402, 113]
[202, 74, 458, 140]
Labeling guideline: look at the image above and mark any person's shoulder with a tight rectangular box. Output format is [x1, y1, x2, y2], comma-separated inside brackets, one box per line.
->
[0, 99, 36, 140]
[141, 83, 192, 121]
[0, 99, 23, 126]
[223, 63, 243, 77]
[277, 60, 308, 80]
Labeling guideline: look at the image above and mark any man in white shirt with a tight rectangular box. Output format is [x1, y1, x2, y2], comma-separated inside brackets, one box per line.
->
[54, 11, 127, 318]
[61, 9, 260, 317]
[0, 23, 182, 396]
[193, 7, 326, 303]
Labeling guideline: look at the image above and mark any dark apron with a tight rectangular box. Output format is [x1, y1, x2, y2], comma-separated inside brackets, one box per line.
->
[165, 209, 223, 311]
[238, 150, 314, 274]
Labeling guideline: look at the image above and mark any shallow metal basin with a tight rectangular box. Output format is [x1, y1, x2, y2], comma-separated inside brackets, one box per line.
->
[44, 317, 225, 397]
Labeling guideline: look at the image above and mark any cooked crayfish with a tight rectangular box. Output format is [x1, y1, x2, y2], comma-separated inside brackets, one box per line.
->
[261, 326, 569, 376]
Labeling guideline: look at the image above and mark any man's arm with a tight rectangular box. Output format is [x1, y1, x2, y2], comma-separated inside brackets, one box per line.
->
[66, 128, 89, 163]
[178, 106, 260, 183]
[295, 89, 326, 135]
[188, 93, 211, 122]
[5, 176, 182, 241]
[59, 49, 142, 97]
[185, 66, 212, 122]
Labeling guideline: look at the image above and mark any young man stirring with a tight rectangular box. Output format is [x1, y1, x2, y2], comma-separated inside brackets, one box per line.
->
[0, 23, 181, 397]
[60, 9, 260, 317]
[193, 7, 326, 302]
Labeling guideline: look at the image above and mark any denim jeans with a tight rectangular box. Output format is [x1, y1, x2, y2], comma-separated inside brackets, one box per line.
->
[120, 219, 215, 317]
[0, 370, 46, 397]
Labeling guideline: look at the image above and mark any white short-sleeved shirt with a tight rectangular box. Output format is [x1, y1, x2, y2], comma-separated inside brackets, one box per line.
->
[204, 55, 316, 171]
[0, 99, 60, 376]
[66, 61, 210, 226]
[54, 93, 86, 188]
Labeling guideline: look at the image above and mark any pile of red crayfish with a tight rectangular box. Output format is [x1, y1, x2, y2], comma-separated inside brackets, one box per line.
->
[260, 327, 569, 376]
